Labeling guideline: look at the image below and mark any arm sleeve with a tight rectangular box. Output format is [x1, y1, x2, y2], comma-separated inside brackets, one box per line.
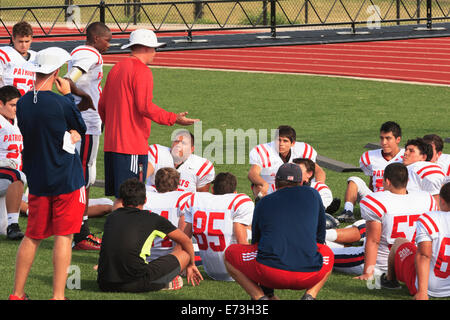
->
[249, 146, 263, 167]
[133, 67, 177, 125]
[197, 160, 215, 187]
[415, 217, 435, 244]
[359, 151, 372, 176]
[70, 50, 97, 74]
[232, 195, 254, 226]
[360, 195, 384, 222]
[422, 173, 445, 195]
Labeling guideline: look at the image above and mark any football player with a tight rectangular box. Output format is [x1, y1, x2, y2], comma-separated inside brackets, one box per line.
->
[384, 182, 450, 299]
[0, 86, 26, 240]
[355, 162, 438, 281]
[65, 22, 112, 250]
[403, 137, 446, 205]
[181, 172, 254, 281]
[147, 130, 215, 192]
[337, 121, 404, 223]
[0, 21, 36, 94]
[423, 134, 450, 177]
[248, 125, 325, 199]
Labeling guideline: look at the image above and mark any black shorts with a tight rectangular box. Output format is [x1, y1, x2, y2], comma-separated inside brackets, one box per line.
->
[104, 152, 148, 198]
[98, 254, 181, 293]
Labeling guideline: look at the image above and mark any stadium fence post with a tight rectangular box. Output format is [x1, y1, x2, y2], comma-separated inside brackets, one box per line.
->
[100, 0, 106, 24]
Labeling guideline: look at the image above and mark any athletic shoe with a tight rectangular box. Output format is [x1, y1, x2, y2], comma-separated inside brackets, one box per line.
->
[87, 233, 102, 245]
[163, 275, 183, 290]
[8, 293, 29, 300]
[325, 198, 341, 214]
[380, 273, 401, 290]
[7, 223, 24, 240]
[300, 293, 316, 300]
[72, 238, 101, 251]
[325, 213, 340, 229]
[336, 210, 356, 223]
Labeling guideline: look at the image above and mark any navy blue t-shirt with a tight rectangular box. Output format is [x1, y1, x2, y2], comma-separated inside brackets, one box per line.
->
[252, 185, 326, 272]
[17, 91, 86, 196]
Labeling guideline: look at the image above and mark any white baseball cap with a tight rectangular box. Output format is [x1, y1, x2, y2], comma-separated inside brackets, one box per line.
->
[121, 29, 166, 49]
[26, 47, 71, 74]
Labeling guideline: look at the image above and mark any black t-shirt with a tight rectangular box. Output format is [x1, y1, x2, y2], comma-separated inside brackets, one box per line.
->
[97, 207, 177, 284]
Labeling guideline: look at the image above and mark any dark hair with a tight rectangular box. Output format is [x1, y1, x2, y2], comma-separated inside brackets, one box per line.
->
[423, 134, 444, 153]
[440, 182, 450, 206]
[86, 22, 110, 42]
[12, 21, 33, 38]
[155, 167, 180, 193]
[292, 158, 315, 179]
[0, 85, 21, 104]
[277, 125, 296, 143]
[212, 172, 237, 195]
[405, 138, 433, 161]
[380, 121, 402, 138]
[119, 178, 146, 207]
[275, 179, 301, 190]
[384, 162, 408, 189]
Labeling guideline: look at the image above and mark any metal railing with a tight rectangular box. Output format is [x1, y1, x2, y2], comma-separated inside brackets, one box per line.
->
[0, 0, 449, 41]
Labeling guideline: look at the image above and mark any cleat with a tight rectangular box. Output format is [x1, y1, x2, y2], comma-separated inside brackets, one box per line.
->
[73, 238, 101, 251]
[325, 213, 340, 229]
[326, 198, 341, 214]
[7, 223, 24, 240]
[336, 210, 356, 223]
[163, 275, 183, 291]
[300, 293, 316, 300]
[8, 293, 29, 300]
[87, 233, 102, 245]
[380, 273, 401, 290]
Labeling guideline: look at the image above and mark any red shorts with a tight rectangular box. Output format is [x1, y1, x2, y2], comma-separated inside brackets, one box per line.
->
[25, 187, 86, 240]
[225, 243, 334, 290]
[394, 242, 418, 295]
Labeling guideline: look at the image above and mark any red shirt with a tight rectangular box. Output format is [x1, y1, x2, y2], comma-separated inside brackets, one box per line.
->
[98, 56, 177, 154]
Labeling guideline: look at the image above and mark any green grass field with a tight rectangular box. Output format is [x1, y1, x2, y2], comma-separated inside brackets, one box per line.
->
[0, 65, 449, 301]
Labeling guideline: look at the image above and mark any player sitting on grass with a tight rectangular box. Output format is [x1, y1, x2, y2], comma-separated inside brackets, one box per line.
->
[0, 85, 26, 240]
[383, 182, 450, 299]
[147, 129, 215, 192]
[248, 125, 326, 200]
[97, 178, 203, 293]
[355, 162, 438, 282]
[337, 121, 404, 223]
[181, 172, 254, 281]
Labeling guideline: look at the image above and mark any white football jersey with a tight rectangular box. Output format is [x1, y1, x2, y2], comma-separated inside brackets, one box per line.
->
[182, 192, 254, 281]
[147, 144, 215, 192]
[249, 140, 317, 194]
[0, 115, 23, 170]
[0, 46, 36, 95]
[310, 181, 333, 208]
[359, 148, 404, 192]
[68, 45, 103, 136]
[437, 153, 450, 176]
[416, 211, 450, 297]
[406, 161, 446, 195]
[360, 190, 437, 273]
[143, 188, 193, 261]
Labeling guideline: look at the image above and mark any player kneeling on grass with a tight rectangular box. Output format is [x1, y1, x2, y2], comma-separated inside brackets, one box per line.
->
[0, 86, 26, 240]
[225, 163, 334, 300]
[383, 182, 450, 299]
[97, 178, 203, 293]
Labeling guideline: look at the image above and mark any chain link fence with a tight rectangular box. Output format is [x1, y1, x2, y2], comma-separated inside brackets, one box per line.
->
[0, 0, 449, 37]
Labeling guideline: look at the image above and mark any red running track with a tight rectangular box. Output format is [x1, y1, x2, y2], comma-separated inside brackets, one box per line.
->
[104, 37, 450, 86]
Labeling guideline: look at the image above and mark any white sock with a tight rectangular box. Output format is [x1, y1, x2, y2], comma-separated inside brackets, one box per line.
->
[326, 229, 338, 242]
[82, 216, 88, 224]
[7, 212, 20, 226]
[344, 202, 354, 213]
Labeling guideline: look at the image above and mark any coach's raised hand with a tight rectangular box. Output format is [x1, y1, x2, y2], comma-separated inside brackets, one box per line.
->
[175, 112, 200, 126]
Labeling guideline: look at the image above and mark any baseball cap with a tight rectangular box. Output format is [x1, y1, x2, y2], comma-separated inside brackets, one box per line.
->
[275, 163, 302, 183]
[25, 47, 71, 74]
[121, 29, 166, 49]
